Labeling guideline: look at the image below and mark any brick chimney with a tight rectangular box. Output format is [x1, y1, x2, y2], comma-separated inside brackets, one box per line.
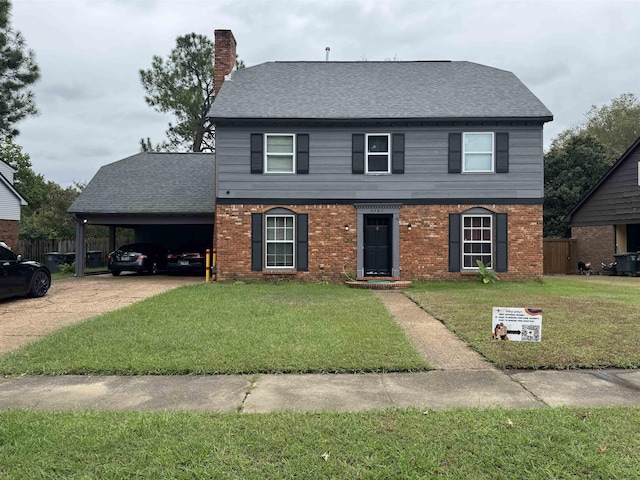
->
[214, 29, 237, 97]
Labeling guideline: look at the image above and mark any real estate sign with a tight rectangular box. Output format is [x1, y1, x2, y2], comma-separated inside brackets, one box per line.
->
[492, 307, 542, 342]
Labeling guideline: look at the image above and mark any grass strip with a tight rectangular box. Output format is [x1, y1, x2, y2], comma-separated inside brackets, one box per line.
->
[0, 407, 638, 479]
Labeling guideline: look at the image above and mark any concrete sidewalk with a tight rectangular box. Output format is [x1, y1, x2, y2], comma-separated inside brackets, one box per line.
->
[0, 369, 638, 412]
[0, 292, 639, 413]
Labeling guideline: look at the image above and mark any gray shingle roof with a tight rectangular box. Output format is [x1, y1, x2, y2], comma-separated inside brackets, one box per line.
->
[68, 153, 214, 215]
[208, 61, 552, 120]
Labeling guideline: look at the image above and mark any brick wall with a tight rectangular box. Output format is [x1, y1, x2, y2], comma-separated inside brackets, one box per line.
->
[214, 30, 237, 96]
[398, 204, 542, 281]
[215, 203, 543, 282]
[0, 219, 19, 250]
[571, 225, 615, 268]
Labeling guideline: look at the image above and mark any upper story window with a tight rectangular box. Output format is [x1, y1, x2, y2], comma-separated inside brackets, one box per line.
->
[265, 134, 295, 173]
[366, 134, 390, 174]
[463, 132, 494, 173]
[462, 214, 492, 269]
[265, 214, 295, 268]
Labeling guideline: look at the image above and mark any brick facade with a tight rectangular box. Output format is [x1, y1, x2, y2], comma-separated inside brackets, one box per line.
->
[0, 219, 19, 250]
[571, 225, 616, 268]
[215, 203, 542, 282]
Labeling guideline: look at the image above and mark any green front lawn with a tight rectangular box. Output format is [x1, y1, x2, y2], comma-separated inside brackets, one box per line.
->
[406, 276, 640, 369]
[0, 283, 429, 375]
[1, 407, 638, 479]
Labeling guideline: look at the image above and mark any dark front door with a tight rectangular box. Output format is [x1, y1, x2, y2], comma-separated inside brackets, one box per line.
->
[364, 215, 391, 276]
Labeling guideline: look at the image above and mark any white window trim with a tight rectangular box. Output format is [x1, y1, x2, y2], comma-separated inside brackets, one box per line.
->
[461, 214, 493, 270]
[365, 133, 391, 175]
[264, 133, 296, 174]
[265, 214, 296, 269]
[462, 132, 494, 173]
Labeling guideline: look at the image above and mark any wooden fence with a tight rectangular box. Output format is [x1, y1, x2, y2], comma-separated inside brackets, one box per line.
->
[543, 238, 577, 274]
[18, 237, 134, 266]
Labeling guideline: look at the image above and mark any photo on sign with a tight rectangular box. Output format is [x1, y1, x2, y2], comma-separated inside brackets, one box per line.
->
[492, 307, 542, 342]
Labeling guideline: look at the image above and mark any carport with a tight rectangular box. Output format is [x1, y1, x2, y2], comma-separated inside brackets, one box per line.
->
[68, 152, 215, 276]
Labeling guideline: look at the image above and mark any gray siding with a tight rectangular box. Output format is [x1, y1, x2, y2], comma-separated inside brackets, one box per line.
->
[216, 125, 544, 201]
[571, 145, 640, 226]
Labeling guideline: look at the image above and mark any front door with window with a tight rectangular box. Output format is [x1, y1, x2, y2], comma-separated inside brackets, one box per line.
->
[364, 215, 391, 276]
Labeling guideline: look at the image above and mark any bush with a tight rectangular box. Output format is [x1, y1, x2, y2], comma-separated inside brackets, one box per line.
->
[58, 262, 75, 275]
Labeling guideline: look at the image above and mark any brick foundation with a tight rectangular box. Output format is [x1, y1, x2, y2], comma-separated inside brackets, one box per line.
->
[571, 225, 616, 268]
[0, 219, 19, 250]
[215, 203, 543, 283]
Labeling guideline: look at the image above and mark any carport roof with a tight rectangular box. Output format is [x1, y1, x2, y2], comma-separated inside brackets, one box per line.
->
[68, 152, 214, 215]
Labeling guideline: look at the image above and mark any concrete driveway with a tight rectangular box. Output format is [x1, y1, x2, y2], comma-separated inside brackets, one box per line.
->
[0, 274, 202, 354]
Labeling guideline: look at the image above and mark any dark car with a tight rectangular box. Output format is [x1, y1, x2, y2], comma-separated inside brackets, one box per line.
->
[0, 244, 51, 300]
[167, 245, 208, 275]
[108, 243, 168, 276]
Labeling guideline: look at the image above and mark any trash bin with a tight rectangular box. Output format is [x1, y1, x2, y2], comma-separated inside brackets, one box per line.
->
[614, 253, 638, 276]
[86, 250, 102, 268]
[44, 252, 76, 273]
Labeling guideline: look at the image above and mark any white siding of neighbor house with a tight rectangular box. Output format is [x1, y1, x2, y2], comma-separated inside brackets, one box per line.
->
[0, 161, 22, 220]
[0, 184, 22, 220]
[0, 161, 15, 183]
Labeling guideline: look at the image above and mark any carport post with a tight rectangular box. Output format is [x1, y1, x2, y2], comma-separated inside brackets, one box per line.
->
[74, 217, 86, 277]
[108, 226, 116, 254]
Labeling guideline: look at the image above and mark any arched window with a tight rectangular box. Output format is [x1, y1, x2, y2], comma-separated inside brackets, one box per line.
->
[449, 208, 508, 272]
[461, 208, 493, 269]
[265, 208, 296, 268]
[251, 208, 308, 271]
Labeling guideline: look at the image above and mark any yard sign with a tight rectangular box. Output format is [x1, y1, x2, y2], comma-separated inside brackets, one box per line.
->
[492, 308, 542, 342]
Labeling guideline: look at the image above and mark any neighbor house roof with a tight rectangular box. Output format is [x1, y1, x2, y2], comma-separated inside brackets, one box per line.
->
[208, 61, 553, 121]
[68, 152, 214, 215]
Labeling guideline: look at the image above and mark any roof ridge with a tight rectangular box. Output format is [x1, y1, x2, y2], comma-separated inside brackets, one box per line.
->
[271, 60, 454, 64]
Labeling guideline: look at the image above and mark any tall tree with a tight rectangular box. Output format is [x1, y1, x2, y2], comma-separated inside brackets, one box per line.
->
[581, 93, 640, 159]
[139, 33, 216, 153]
[543, 132, 611, 238]
[20, 181, 83, 240]
[0, 138, 48, 214]
[543, 93, 640, 238]
[0, 0, 40, 138]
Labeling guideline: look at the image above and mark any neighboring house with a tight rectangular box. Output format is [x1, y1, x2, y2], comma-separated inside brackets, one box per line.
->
[569, 136, 640, 266]
[208, 30, 553, 282]
[68, 152, 214, 275]
[0, 159, 28, 250]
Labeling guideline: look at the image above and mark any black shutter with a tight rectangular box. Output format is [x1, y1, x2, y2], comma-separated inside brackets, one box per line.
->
[296, 134, 309, 174]
[296, 213, 308, 271]
[352, 134, 365, 174]
[391, 133, 405, 174]
[495, 132, 509, 173]
[251, 213, 263, 271]
[448, 133, 462, 173]
[250, 134, 263, 174]
[495, 213, 508, 272]
[449, 213, 461, 272]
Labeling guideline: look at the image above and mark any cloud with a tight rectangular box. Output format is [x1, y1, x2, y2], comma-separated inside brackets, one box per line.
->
[9, 0, 640, 187]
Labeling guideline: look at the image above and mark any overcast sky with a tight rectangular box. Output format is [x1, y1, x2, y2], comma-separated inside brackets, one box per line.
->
[10, 0, 640, 187]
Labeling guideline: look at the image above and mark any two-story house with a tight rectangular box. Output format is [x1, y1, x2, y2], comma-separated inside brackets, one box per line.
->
[0, 159, 28, 250]
[209, 30, 553, 282]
